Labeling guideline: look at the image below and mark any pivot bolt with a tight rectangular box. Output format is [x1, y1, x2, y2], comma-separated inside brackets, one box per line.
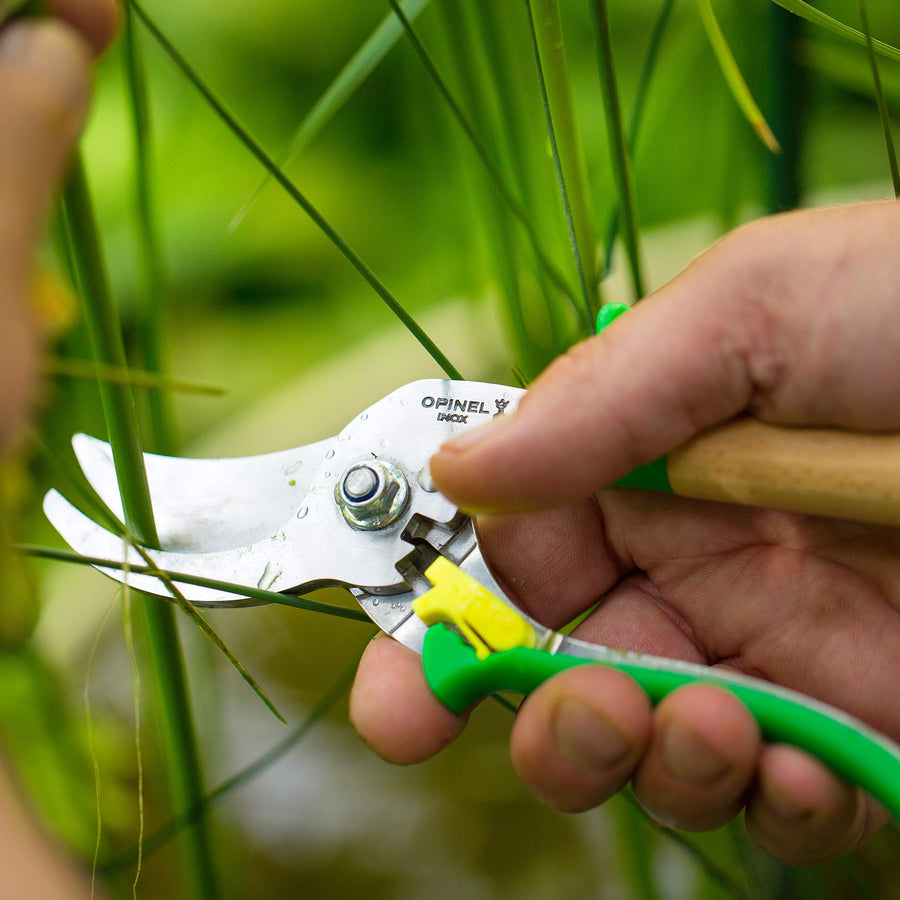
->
[335, 459, 409, 530]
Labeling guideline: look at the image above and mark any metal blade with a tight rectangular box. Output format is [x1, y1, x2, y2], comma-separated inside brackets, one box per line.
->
[73, 433, 335, 552]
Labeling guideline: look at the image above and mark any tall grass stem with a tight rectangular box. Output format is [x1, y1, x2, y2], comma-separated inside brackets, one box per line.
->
[767, 4, 804, 212]
[528, 0, 598, 326]
[858, 0, 900, 195]
[123, 0, 177, 454]
[61, 155, 219, 900]
[768, 0, 900, 62]
[603, 0, 676, 274]
[590, 0, 646, 300]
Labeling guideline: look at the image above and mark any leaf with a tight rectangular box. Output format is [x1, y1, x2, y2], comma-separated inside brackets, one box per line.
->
[590, 0, 647, 298]
[18, 544, 371, 623]
[44, 356, 226, 396]
[696, 0, 780, 153]
[769, 0, 900, 63]
[231, 0, 433, 230]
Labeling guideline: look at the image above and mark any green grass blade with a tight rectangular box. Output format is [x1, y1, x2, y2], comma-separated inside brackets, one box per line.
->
[590, 0, 646, 300]
[231, 0, 432, 230]
[696, 0, 780, 153]
[130, 0, 462, 381]
[766, 3, 804, 213]
[18, 544, 371, 623]
[43, 356, 225, 396]
[61, 154, 219, 900]
[858, 0, 900, 195]
[611, 794, 660, 900]
[620, 792, 752, 899]
[61, 157, 159, 549]
[526, 0, 596, 328]
[769, 0, 900, 63]
[123, 0, 178, 454]
[127, 542, 286, 724]
[603, 0, 677, 276]
[84, 600, 115, 896]
[385, 0, 581, 314]
[121, 590, 145, 898]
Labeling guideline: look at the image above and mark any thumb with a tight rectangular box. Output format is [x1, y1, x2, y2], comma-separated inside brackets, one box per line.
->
[0, 19, 92, 450]
[430, 201, 900, 511]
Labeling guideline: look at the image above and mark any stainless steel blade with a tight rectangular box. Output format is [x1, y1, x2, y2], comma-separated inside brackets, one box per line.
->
[73, 433, 334, 552]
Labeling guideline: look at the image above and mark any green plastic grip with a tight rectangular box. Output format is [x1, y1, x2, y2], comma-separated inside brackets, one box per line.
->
[422, 625, 900, 820]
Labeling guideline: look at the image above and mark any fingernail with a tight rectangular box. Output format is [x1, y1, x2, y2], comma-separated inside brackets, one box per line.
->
[438, 412, 518, 455]
[0, 21, 88, 110]
[553, 698, 631, 772]
[662, 721, 729, 784]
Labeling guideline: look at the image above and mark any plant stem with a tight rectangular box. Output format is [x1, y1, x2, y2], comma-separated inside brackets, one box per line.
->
[767, 3, 804, 211]
[123, 0, 177, 454]
[603, 0, 677, 275]
[590, 0, 646, 301]
[611, 794, 660, 900]
[61, 155, 219, 900]
[19, 545, 372, 622]
[528, 0, 598, 326]
[61, 160, 158, 548]
[858, 0, 900, 196]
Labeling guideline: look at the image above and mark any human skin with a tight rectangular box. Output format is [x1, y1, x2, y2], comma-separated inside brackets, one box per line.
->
[351, 199, 900, 865]
[0, 2, 118, 895]
[0, 0, 118, 452]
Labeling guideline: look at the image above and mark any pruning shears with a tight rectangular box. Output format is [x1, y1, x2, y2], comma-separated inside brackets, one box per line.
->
[43, 307, 900, 821]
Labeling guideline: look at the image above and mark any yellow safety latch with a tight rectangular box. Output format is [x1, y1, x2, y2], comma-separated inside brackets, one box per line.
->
[413, 556, 537, 660]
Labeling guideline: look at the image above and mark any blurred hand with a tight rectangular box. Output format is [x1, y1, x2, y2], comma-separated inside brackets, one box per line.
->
[351, 200, 900, 865]
[0, 2, 117, 894]
[0, 0, 118, 451]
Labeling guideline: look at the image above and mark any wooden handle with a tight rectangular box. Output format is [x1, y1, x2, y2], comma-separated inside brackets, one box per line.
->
[667, 418, 900, 527]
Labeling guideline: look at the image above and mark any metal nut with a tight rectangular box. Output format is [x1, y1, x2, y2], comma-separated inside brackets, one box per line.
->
[335, 459, 409, 530]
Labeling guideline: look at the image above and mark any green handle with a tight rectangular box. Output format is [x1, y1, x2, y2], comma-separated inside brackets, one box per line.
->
[422, 625, 900, 820]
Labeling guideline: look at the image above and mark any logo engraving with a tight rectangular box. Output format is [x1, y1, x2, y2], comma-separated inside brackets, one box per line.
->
[420, 395, 511, 424]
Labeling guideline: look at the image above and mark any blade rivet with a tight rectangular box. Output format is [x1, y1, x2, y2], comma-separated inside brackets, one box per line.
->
[336, 459, 409, 530]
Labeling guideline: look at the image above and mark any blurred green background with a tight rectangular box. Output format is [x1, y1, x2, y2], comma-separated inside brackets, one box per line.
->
[4, 0, 900, 897]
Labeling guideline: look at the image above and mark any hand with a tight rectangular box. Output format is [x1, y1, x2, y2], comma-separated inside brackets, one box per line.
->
[0, 3, 118, 896]
[0, 0, 118, 451]
[351, 200, 900, 865]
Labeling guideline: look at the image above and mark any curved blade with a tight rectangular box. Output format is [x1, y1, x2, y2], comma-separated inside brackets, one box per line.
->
[73, 433, 334, 552]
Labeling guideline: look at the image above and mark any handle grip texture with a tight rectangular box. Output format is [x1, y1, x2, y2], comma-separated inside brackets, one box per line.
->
[422, 625, 900, 820]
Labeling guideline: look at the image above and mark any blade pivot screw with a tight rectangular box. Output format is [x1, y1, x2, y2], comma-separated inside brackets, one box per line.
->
[336, 459, 409, 530]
